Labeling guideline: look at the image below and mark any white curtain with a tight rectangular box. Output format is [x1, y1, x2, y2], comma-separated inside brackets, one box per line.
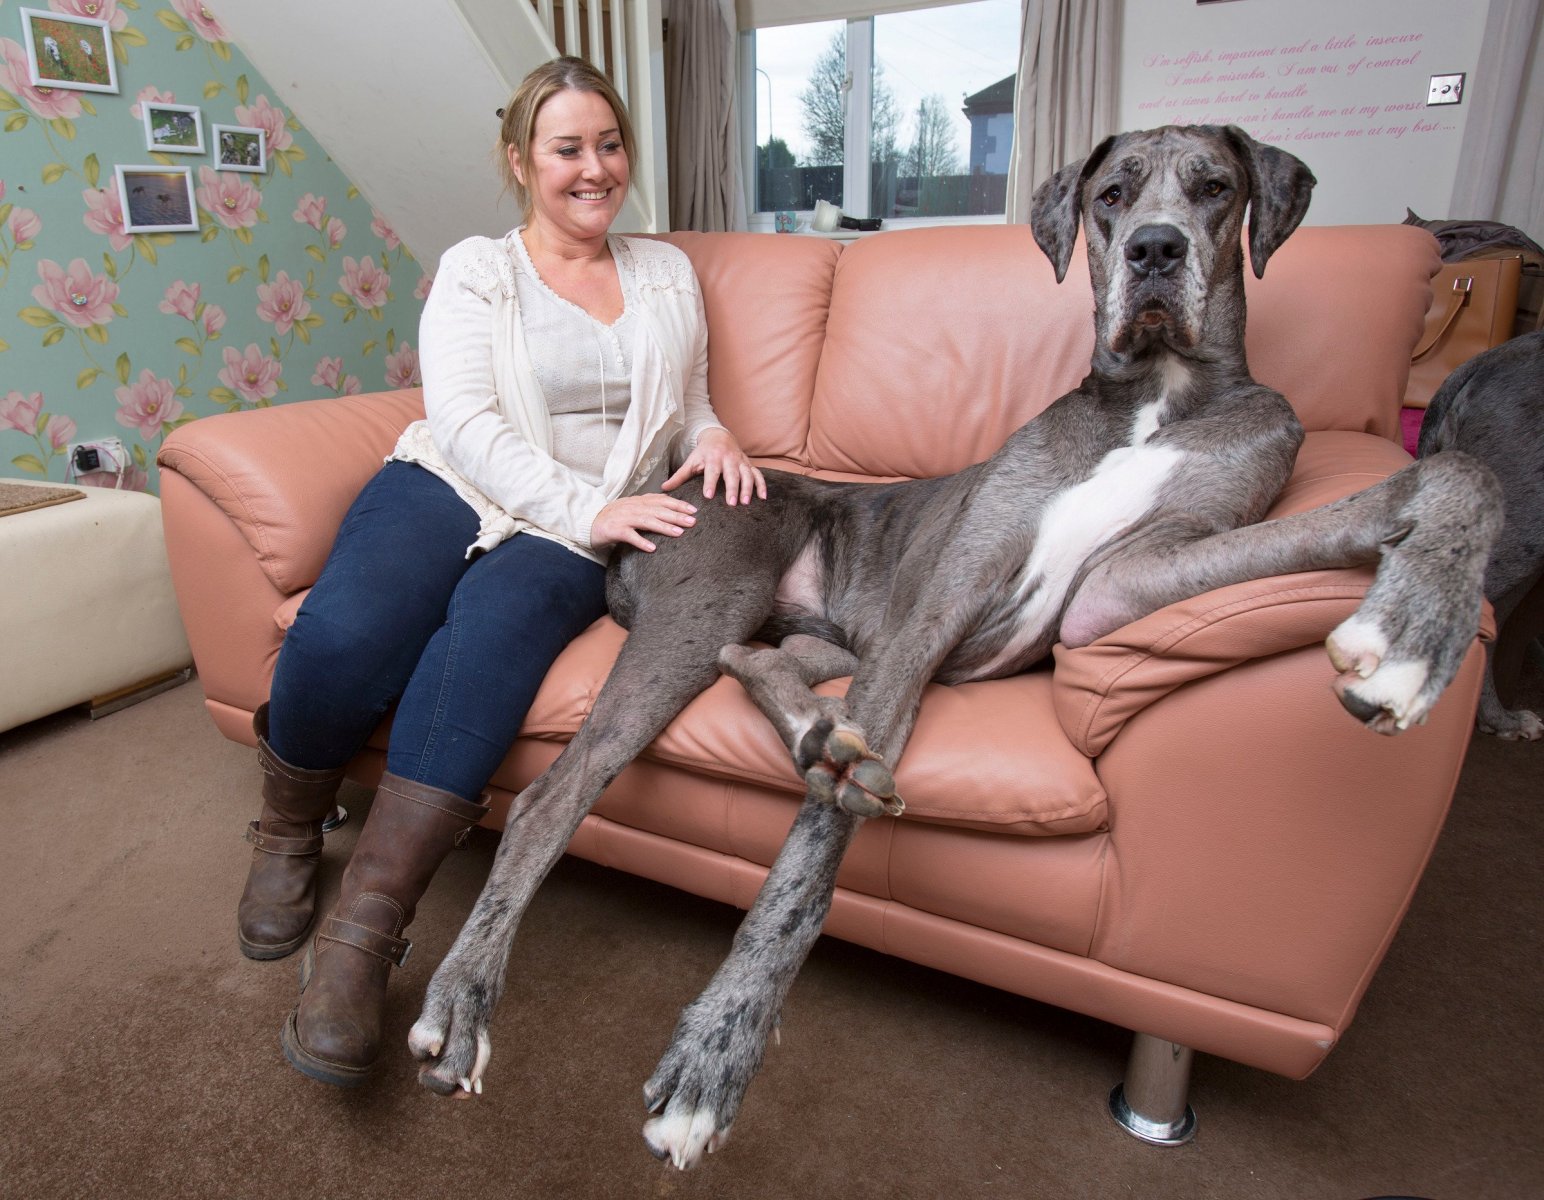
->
[1003, 0, 1120, 224]
[1449, 0, 1544, 240]
[665, 0, 749, 231]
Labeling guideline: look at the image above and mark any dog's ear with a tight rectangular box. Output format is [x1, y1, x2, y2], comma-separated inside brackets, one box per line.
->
[1221, 125, 1316, 278]
[1030, 135, 1115, 284]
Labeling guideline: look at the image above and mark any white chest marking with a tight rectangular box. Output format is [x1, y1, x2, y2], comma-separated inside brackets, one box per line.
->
[978, 437, 1183, 676]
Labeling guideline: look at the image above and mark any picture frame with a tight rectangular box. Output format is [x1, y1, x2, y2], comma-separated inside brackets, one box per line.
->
[19, 7, 118, 94]
[142, 102, 204, 154]
[114, 165, 199, 234]
[212, 124, 267, 173]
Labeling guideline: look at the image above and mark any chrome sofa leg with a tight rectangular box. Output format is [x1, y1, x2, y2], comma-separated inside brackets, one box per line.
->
[1108, 1032, 1198, 1145]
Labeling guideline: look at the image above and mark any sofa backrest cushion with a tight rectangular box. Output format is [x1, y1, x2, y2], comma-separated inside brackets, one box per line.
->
[803, 223, 1438, 480]
[654, 231, 840, 467]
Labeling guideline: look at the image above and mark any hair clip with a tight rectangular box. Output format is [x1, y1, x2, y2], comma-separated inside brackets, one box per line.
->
[495, 107, 505, 119]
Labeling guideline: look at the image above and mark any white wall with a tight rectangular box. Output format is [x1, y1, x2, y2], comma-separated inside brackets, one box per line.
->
[1118, 0, 1489, 225]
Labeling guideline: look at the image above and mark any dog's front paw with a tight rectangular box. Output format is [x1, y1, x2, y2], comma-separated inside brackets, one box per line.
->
[409, 965, 496, 1097]
[799, 720, 903, 818]
[640, 992, 774, 1169]
[1326, 616, 1446, 734]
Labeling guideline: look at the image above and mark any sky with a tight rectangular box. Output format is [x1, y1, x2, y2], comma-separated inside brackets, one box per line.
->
[751, 0, 1020, 164]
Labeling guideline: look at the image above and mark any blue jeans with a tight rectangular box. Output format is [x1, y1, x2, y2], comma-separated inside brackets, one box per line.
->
[266, 461, 608, 802]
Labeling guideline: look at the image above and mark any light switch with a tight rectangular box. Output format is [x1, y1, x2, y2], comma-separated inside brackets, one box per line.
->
[1427, 73, 1465, 105]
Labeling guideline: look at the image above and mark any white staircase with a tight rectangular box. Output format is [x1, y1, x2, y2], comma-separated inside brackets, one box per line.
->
[212, 0, 668, 271]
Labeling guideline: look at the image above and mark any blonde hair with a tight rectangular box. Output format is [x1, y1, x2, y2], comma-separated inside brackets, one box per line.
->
[496, 56, 634, 220]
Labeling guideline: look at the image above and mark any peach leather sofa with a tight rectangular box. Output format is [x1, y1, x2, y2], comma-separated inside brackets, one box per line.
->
[157, 223, 1483, 1140]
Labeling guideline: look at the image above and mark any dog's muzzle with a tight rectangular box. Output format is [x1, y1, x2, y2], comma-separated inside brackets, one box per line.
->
[1112, 223, 1197, 352]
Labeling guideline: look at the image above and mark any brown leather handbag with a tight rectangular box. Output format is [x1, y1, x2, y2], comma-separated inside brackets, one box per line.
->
[1404, 256, 1522, 408]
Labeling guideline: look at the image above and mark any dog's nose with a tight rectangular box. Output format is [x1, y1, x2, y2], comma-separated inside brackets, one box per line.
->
[1125, 224, 1189, 278]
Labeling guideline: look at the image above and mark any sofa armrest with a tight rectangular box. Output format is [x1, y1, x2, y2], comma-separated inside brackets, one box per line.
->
[156, 389, 424, 595]
[1052, 569, 1374, 757]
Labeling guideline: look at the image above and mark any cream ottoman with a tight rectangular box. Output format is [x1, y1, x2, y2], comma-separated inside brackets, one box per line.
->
[0, 479, 192, 734]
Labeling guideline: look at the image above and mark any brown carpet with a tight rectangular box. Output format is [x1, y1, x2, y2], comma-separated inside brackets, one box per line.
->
[2, 669, 1540, 1200]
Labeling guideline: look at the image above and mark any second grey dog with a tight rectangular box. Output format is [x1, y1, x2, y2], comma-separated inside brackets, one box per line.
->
[1419, 329, 1544, 739]
[406, 125, 1502, 1168]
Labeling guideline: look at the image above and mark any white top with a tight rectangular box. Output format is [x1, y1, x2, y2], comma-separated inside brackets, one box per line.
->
[392, 231, 724, 563]
[509, 227, 636, 491]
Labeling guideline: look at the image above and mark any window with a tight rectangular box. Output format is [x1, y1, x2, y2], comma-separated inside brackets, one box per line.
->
[742, 0, 1020, 226]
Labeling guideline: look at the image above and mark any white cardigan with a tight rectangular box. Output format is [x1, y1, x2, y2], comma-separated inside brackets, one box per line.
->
[394, 232, 724, 563]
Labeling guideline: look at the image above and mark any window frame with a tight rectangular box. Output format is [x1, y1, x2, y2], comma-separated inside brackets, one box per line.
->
[738, 10, 1016, 234]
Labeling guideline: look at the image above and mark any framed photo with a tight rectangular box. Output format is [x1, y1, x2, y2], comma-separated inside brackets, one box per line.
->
[114, 165, 199, 234]
[142, 102, 204, 154]
[19, 7, 117, 94]
[212, 124, 267, 173]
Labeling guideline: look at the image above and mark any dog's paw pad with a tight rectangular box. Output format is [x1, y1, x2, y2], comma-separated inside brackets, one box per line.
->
[1326, 616, 1390, 678]
[1335, 658, 1433, 734]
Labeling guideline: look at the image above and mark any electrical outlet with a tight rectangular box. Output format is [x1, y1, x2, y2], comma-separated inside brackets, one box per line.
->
[1427, 73, 1465, 106]
[68, 437, 127, 477]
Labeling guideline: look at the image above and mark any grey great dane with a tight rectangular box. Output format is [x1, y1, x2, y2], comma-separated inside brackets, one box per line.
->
[406, 125, 1501, 1167]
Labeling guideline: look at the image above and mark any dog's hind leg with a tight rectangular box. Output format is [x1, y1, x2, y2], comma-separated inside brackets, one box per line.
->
[718, 635, 903, 818]
[409, 607, 767, 1097]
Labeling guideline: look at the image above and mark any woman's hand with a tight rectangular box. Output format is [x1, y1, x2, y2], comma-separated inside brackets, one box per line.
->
[662, 427, 767, 506]
[591, 493, 698, 553]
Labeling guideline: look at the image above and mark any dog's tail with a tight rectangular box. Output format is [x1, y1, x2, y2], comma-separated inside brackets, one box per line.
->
[753, 614, 853, 652]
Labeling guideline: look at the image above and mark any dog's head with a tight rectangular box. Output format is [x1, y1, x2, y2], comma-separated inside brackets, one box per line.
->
[1030, 126, 1315, 356]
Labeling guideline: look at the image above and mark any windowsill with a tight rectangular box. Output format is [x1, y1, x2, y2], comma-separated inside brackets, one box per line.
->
[746, 212, 1010, 236]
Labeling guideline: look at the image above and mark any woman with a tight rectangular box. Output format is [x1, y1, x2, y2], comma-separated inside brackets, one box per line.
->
[235, 56, 765, 1088]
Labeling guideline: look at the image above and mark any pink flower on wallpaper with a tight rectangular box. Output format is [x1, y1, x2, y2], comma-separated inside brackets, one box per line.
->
[234, 95, 293, 154]
[293, 193, 327, 230]
[83, 187, 130, 251]
[196, 166, 261, 230]
[172, 0, 229, 42]
[159, 279, 201, 320]
[256, 271, 310, 336]
[9, 207, 41, 244]
[414, 273, 434, 301]
[385, 342, 421, 388]
[202, 303, 226, 337]
[311, 356, 342, 389]
[340, 256, 390, 310]
[219, 344, 282, 405]
[310, 357, 359, 395]
[0, 38, 83, 120]
[326, 218, 347, 249]
[33, 258, 119, 328]
[120, 463, 150, 492]
[0, 180, 7, 202]
[43, 413, 77, 452]
[115, 370, 184, 440]
[370, 210, 401, 251]
[52, 0, 129, 32]
[130, 85, 176, 121]
[0, 391, 43, 433]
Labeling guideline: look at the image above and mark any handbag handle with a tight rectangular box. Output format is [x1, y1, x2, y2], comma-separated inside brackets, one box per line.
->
[1412, 275, 1473, 360]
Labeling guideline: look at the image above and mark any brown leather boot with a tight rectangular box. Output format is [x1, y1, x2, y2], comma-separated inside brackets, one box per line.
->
[281, 772, 488, 1087]
[237, 704, 346, 960]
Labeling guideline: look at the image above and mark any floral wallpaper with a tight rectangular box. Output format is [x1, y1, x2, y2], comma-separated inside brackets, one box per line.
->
[0, 0, 431, 491]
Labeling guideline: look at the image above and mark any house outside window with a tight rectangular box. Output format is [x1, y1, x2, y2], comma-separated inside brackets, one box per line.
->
[741, 0, 1020, 230]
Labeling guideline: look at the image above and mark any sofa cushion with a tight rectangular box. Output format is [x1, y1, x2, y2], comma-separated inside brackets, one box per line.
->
[517, 617, 1108, 837]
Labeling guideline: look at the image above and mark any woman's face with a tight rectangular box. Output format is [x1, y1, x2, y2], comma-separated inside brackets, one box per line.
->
[511, 88, 629, 245]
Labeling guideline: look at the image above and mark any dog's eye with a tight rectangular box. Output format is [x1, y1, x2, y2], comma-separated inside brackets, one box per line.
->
[1098, 186, 1122, 207]
[1203, 180, 1227, 198]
